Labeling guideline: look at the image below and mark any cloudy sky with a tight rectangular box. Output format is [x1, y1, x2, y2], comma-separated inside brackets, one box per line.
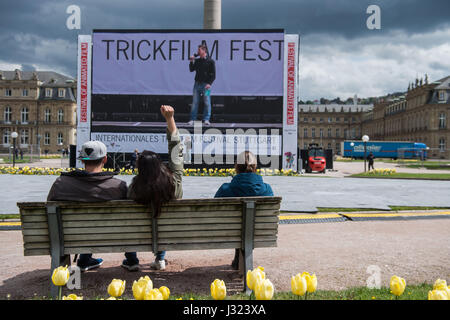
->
[1, 0, 449, 100]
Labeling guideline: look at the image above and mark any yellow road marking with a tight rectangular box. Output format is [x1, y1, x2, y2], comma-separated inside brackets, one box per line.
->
[279, 214, 342, 220]
[344, 211, 450, 218]
[0, 222, 21, 226]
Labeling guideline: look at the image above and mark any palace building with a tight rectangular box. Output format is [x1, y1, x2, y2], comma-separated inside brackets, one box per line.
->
[0, 69, 77, 155]
[298, 75, 450, 159]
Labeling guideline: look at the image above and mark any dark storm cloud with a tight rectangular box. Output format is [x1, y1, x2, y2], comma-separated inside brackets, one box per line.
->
[0, 0, 448, 98]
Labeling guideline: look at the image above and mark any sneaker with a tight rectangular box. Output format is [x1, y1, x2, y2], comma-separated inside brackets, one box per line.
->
[203, 120, 211, 126]
[150, 259, 166, 270]
[187, 120, 194, 126]
[121, 259, 140, 272]
[77, 258, 103, 272]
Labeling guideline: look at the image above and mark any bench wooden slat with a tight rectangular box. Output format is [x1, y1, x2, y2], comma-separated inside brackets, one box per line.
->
[63, 245, 153, 255]
[23, 235, 50, 243]
[157, 217, 242, 225]
[159, 242, 241, 251]
[64, 239, 152, 248]
[25, 248, 50, 256]
[62, 219, 152, 228]
[21, 222, 49, 229]
[21, 215, 48, 223]
[61, 213, 151, 221]
[158, 230, 242, 238]
[64, 233, 151, 241]
[24, 242, 51, 250]
[63, 226, 152, 235]
[158, 223, 241, 232]
[22, 229, 49, 236]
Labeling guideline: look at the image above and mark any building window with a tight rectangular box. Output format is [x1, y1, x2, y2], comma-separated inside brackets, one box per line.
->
[44, 109, 51, 123]
[319, 128, 324, 138]
[439, 138, 445, 152]
[327, 143, 331, 149]
[328, 117, 332, 123]
[4, 106, 12, 123]
[328, 128, 332, 138]
[45, 88, 52, 97]
[57, 109, 64, 123]
[336, 117, 340, 122]
[336, 128, 340, 138]
[303, 128, 308, 138]
[351, 128, 356, 139]
[311, 128, 315, 138]
[320, 118, 324, 123]
[21, 107, 29, 124]
[344, 129, 348, 139]
[22, 89, 28, 97]
[311, 117, 316, 122]
[439, 112, 446, 129]
[5, 89, 12, 96]
[439, 91, 445, 101]
[336, 143, 340, 154]
[58, 89, 65, 97]
[20, 129, 29, 145]
[44, 132, 50, 145]
[57, 132, 64, 145]
[3, 129, 10, 145]
[352, 117, 356, 123]
[303, 117, 308, 123]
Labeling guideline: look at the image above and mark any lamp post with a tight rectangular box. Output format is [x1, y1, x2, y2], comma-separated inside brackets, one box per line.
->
[11, 131, 18, 168]
[350, 142, 355, 161]
[362, 135, 370, 172]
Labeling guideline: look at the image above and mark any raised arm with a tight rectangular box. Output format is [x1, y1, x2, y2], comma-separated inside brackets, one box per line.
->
[160, 105, 184, 199]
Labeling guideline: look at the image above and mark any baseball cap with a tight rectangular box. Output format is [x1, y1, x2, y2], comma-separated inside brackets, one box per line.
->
[78, 141, 107, 160]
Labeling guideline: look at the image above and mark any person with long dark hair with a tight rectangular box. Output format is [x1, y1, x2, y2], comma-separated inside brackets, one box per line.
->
[122, 105, 183, 271]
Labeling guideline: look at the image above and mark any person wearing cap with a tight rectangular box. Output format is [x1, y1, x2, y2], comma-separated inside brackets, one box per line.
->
[47, 140, 127, 272]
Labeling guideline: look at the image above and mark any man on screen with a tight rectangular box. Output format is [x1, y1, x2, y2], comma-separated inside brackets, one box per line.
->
[188, 44, 216, 126]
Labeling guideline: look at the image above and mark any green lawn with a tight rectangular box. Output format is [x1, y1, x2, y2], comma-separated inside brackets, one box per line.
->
[351, 172, 450, 180]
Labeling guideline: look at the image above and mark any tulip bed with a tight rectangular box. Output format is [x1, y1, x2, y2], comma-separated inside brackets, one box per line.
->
[47, 265, 450, 301]
[0, 166, 301, 177]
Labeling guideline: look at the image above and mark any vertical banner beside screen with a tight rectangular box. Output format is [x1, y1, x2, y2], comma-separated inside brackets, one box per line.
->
[76, 35, 92, 168]
[282, 34, 299, 171]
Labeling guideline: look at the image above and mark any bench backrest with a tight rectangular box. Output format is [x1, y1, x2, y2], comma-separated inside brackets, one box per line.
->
[17, 197, 281, 257]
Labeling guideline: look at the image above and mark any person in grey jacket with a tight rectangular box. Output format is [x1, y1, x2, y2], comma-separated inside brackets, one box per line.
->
[47, 140, 127, 271]
[125, 105, 184, 271]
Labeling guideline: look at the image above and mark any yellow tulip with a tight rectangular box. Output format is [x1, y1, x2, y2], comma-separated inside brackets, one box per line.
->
[302, 272, 317, 293]
[159, 286, 170, 300]
[210, 279, 227, 300]
[246, 266, 265, 291]
[106, 297, 117, 300]
[62, 294, 83, 300]
[51, 266, 70, 286]
[254, 279, 274, 300]
[428, 290, 448, 300]
[107, 279, 126, 297]
[145, 288, 163, 300]
[433, 279, 447, 291]
[390, 276, 406, 296]
[132, 276, 153, 300]
[291, 273, 307, 296]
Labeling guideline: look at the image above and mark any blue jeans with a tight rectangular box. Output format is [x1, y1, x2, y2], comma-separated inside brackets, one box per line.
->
[191, 81, 211, 121]
[124, 251, 165, 263]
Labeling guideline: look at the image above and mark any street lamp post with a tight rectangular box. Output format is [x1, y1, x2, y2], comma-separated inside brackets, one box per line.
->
[362, 135, 370, 172]
[350, 142, 355, 161]
[11, 131, 18, 168]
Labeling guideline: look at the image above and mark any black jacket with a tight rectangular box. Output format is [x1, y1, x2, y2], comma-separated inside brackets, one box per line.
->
[189, 56, 216, 85]
[47, 170, 127, 202]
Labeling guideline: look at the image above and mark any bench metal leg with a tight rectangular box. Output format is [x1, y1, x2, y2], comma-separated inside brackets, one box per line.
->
[242, 249, 253, 295]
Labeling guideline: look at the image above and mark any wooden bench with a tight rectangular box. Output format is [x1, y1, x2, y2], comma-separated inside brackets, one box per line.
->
[17, 196, 281, 298]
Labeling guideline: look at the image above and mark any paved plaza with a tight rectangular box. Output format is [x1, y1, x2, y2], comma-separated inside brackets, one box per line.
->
[1, 173, 450, 214]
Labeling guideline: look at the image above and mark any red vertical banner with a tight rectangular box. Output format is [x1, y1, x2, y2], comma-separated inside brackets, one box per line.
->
[286, 42, 295, 126]
[79, 42, 88, 123]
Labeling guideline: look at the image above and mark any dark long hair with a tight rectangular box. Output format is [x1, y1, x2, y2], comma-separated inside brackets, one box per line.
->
[130, 150, 175, 217]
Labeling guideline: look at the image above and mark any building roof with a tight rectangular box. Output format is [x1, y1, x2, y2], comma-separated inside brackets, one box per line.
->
[0, 70, 75, 87]
[298, 104, 373, 113]
[433, 76, 450, 90]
